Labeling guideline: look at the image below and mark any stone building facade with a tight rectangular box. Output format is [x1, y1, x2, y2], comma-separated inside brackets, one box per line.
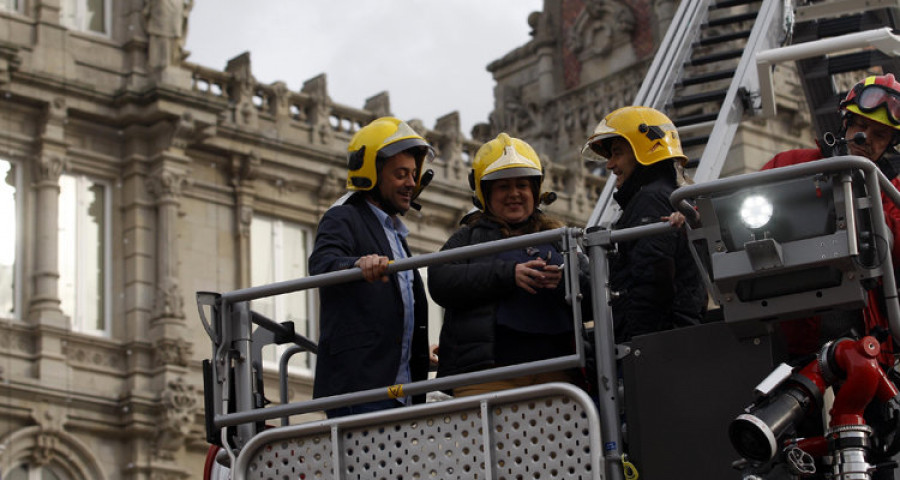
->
[0, 0, 812, 478]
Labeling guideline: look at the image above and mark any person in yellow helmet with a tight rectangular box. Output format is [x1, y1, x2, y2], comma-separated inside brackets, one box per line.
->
[582, 106, 706, 343]
[309, 117, 434, 417]
[428, 133, 589, 396]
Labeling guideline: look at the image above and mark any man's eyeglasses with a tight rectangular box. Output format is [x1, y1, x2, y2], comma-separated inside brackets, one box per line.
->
[850, 84, 900, 126]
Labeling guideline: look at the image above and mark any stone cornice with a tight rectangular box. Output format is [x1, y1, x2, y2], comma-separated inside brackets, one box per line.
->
[487, 37, 556, 73]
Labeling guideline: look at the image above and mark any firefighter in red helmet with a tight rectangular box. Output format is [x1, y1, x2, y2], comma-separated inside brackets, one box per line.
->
[762, 74, 900, 366]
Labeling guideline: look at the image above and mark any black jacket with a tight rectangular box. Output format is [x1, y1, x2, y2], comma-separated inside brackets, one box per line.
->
[609, 162, 707, 343]
[308, 194, 429, 401]
[428, 214, 588, 377]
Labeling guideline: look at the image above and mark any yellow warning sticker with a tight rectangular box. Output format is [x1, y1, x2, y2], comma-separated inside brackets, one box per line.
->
[387, 384, 404, 399]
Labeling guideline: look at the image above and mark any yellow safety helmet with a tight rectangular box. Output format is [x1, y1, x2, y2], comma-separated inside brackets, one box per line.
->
[581, 106, 687, 166]
[346, 117, 434, 191]
[469, 133, 543, 210]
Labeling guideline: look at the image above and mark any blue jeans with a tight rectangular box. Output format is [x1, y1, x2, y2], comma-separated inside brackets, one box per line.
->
[325, 398, 402, 419]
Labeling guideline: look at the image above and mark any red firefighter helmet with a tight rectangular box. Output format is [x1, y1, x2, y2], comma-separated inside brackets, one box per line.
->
[840, 74, 900, 131]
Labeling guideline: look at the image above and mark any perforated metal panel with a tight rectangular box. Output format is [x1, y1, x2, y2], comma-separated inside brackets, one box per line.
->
[233, 383, 603, 480]
[242, 433, 333, 479]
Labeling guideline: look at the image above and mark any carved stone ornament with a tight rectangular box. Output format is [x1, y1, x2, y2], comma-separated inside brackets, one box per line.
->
[34, 154, 67, 182]
[317, 167, 344, 202]
[28, 402, 66, 466]
[237, 204, 253, 239]
[271, 81, 290, 115]
[154, 376, 199, 460]
[153, 280, 185, 320]
[567, 0, 635, 58]
[48, 96, 67, 123]
[143, 0, 194, 70]
[230, 151, 261, 186]
[170, 111, 197, 150]
[146, 169, 190, 199]
[153, 337, 193, 367]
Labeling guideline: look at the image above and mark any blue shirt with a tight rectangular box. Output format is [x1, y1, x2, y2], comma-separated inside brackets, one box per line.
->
[367, 202, 415, 404]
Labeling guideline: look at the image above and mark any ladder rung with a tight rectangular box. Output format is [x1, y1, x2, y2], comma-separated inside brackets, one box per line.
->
[681, 135, 710, 148]
[711, 0, 760, 9]
[679, 69, 736, 87]
[673, 90, 728, 108]
[688, 49, 743, 66]
[706, 12, 759, 28]
[698, 29, 752, 47]
[820, 15, 873, 38]
[674, 112, 719, 126]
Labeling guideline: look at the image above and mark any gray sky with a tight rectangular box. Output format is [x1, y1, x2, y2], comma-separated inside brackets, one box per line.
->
[184, 1, 545, 136]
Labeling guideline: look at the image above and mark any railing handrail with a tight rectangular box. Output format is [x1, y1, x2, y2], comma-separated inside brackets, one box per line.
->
[220, 226, 581, 304]
[670, 155, 900, 210]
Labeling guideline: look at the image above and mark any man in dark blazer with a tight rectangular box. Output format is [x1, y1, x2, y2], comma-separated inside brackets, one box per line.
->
[309, 117, 434, 418]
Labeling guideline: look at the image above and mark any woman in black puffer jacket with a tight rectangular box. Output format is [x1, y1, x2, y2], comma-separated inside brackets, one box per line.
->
[428, 133, 589, 397]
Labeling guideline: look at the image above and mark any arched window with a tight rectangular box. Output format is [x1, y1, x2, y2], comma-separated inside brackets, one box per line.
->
[0, 426, 105, 480]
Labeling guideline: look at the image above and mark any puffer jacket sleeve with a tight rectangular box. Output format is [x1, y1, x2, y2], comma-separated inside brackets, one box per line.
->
[427, 225, 518, 310]
[617, 190, 680, 339]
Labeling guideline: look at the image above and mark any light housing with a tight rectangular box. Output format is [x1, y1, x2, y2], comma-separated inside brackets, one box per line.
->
[670, 158, 883, 323]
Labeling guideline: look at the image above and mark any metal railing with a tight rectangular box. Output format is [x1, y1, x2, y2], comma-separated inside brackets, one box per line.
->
[198, 228, 589, 446]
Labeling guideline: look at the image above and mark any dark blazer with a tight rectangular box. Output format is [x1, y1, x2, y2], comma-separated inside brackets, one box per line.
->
[308, 194, 429, 402]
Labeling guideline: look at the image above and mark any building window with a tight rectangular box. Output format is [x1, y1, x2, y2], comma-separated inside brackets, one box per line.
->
[250, 215, 313, 373]
[58, 173, 110, 336]
[6, 463, 64, 480]
[60, 0, 109, 35]
[0, 0, 21, 13]
[0, 159, 19, 320]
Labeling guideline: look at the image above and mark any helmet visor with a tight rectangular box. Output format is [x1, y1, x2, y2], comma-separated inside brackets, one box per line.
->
[854, 85, 900, 126]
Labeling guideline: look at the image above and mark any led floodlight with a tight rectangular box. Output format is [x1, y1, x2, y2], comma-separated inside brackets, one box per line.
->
[739, 195, 773, 230]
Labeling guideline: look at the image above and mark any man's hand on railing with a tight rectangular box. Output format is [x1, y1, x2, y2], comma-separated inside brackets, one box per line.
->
[355, 254, 390, 283]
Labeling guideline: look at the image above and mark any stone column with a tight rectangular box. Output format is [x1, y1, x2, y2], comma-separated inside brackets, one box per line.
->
[28, 154, 66, 326]
[145, 164, 190, 343]
[27, 99, 71, 388]
[28, 98, 68, 328]
[231, 152, 259, 288]
[141, 119, 195, 471]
